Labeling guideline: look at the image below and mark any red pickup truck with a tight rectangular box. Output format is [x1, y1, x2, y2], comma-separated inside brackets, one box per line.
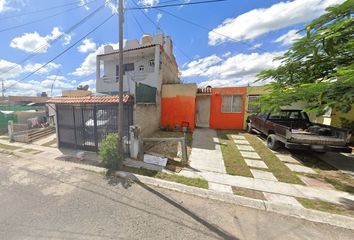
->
[246, 109, 352, 153]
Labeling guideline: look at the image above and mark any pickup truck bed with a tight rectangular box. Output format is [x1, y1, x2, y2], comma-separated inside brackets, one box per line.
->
[247, 110, 352, 153]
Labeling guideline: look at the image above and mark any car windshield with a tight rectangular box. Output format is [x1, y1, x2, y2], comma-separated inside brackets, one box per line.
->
[96, 110, 109, 120]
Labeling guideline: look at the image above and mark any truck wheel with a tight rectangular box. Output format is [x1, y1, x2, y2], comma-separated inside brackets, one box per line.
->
[267, 134, 281, 150]
[247, 122, 254, 133]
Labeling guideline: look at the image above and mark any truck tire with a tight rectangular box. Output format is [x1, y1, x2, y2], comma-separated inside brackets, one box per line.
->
[246, 122, 254, 133]
[267, 134, 281, 150]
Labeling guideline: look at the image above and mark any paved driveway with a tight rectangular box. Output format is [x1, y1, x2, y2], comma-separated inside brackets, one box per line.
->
[1, 153, 354, 239]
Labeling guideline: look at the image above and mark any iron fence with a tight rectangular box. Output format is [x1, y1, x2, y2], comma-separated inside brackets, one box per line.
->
[56, 103, 133, 151]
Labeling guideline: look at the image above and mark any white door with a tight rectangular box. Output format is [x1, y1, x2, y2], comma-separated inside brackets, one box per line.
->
[196, 96, 211, 128]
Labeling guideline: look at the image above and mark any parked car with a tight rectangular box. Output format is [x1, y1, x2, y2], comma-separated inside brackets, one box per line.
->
[246, 109, 352, 153]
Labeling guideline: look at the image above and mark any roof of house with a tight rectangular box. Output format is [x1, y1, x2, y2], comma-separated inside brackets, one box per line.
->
[47, 95, 131, 104]
[97, 44, 157, 57]
[7, 96, 50, 103]
[197, 87, 212, 95]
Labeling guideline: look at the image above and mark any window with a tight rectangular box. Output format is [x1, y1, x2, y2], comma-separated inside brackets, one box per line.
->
[115, 63, 135, 82]
[124, 63, 134, 72]
[221, 95, 243, 113]
[247, 95, 261, 112]
[139, 65, 145, 72]
[149, 59, 155, 67]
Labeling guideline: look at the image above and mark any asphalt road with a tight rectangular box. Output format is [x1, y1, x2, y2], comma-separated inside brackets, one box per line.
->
[0, 153, 353, 240]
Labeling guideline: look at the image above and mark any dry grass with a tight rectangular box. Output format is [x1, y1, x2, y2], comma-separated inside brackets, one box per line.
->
[144, 130, 192, 159]
[19, 148, 42, 155]
[232, 186, 265, 200]
[0, 143, 22, 151]
[217, 130, 252, 177]
[305, 172, 354, 194]
[245, 134, 304, 185]
[297, 198, 354, 217]
[122, 166, 208, 189]
[41, 138, 57, 147]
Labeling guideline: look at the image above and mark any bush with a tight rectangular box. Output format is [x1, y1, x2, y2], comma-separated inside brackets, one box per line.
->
[99, 133, 122, 169]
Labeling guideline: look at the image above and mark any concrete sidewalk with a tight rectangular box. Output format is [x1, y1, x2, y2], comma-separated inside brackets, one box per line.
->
[188, 129, 232, 193]
[196, 170, 354, 205]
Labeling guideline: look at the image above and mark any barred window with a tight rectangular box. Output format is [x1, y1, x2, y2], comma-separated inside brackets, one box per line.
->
[221, 95, 242, 113]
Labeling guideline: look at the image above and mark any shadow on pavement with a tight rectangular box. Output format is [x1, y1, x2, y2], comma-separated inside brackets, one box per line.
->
[136, 181, 239, 240]
[339, 197, 354, 211]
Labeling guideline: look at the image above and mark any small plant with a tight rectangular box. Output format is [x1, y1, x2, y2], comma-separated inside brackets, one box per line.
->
[99, 133, 122, 169]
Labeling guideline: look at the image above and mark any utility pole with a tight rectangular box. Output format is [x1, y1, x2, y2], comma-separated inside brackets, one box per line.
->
[118, 0, 124, 165]
[1, 78, 4, 97]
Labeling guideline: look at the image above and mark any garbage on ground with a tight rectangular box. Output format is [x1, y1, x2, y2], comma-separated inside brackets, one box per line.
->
[143, 154, 168, 167]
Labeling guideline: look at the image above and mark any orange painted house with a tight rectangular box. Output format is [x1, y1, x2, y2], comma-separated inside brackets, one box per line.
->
[161, 85, 247, 131]
[209, 87, 247, 129]
[161, 84, 197, 131]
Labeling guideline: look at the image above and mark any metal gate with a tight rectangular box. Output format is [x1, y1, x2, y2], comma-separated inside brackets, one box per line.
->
[56, 104, 133, 151]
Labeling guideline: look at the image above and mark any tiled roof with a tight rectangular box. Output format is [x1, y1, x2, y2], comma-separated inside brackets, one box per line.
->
[47, 95, 131, 104]
[197, 87, 212, 95]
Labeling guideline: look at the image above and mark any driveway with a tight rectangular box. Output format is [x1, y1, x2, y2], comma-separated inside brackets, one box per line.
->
[1, 153, 353, 239]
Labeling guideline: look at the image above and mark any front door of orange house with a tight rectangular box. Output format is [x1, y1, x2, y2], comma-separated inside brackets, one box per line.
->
[196, 95, 211, 128]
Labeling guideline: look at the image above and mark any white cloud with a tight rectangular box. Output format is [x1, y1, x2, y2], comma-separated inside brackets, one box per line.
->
[156, 13, 163, 23]
[0, 0, 8, 12]
[181, 51, 283, 87]
[10, 27, 71, 53]
[0, 58, 61, 83]
[208, 0, 345, 45]
[0, 59, 23, 78]
[274, 29, 303, 45]
[80, 0, 90, 10]
[72, 43, 119, 77]
[249, 43, 263, 50]
[139, 0, 159, 7]
[3, 74, 78, 96]
[23, 62, 61, 74]
[181, 55, 223, 78]
[78, 38, 97, 53]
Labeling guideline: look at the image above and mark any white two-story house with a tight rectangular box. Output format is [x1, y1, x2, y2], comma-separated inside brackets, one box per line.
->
[95, 33, 180, 136]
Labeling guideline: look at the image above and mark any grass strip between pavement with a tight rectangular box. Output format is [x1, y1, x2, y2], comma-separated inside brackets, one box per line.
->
[296, 197, 354, 217]
[217, 130, 252, 177]
[245, 134, 304, 185]
[122, 166, 209, 189]
[0, 143, 22, 150]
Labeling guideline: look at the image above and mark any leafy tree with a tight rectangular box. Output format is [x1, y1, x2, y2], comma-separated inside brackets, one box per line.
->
[257, 0, 354, 115]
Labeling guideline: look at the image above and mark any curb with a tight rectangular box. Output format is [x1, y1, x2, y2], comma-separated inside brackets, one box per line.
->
[20, 155, 354, 231]
[114, 171, 354, 230]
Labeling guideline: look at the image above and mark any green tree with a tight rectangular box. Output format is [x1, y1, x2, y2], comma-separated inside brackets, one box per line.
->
[257, 0, 354, 115]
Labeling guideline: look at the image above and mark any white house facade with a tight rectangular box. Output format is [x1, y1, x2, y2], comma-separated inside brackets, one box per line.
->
[96, 33, 179, 95]
[95, 33, 180, 136]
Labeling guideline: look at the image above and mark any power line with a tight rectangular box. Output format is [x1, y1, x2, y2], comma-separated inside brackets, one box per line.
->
[127, 0, 227, 10]
[0, 0, 98, 20]
[4, 14, 115, 92]
[130, 6, 147, 35]
[0, 0, 99, 33]
[130, 0, 195, 62]
[155, 8, 269, 53]
[0, 3, 105, 78]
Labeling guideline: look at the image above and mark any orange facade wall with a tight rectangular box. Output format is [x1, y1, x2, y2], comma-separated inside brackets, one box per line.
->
[209, 87, 247, 129]
[161, 96, 196, 131]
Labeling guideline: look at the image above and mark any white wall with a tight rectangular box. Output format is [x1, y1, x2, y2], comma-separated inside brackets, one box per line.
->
[97, 48, 160, 94]
[96, 34, 180, 95]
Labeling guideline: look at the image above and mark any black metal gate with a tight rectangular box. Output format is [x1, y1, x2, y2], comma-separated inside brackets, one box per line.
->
[56, 104, 133, 151]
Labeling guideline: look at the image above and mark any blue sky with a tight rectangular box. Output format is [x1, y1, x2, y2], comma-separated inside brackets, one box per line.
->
[0, 0, 344, 96]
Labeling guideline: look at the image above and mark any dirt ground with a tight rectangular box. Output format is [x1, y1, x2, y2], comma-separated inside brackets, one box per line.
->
[143, 130, 192, 161]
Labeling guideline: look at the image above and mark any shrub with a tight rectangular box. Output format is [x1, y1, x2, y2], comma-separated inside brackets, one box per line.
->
[99, 133, 122, 169]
